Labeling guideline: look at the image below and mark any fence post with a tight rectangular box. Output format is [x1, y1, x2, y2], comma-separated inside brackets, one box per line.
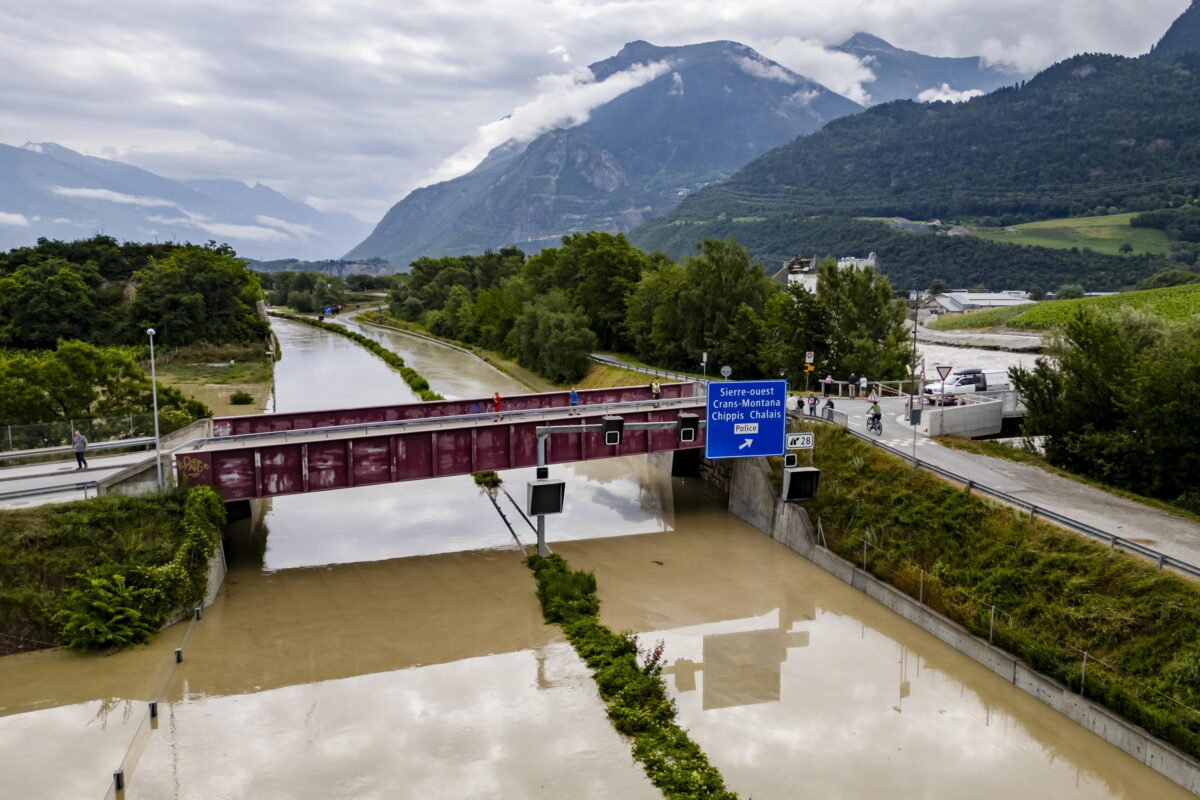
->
[6, 425, 10, 452]
[862, 539, 868, 571]
[1080, 651, 1088, 697]
[919, 569, 924, 604]
[988, 606, 995, 644]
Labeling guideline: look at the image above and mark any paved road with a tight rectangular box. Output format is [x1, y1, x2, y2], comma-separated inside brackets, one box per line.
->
[0, 451, 154, 509]
[824, 397, 1200, 568]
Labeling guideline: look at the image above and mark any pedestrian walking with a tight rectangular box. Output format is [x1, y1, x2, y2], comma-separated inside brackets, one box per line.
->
[650, 380, 662, 407]
[72, 430, 88, 470]
[859, 375, 868, 397]
[848, 373, 857, 398]
[493, 392, 502, 420]
[569, 387, 579, 415]
[822, 375, 833, 397]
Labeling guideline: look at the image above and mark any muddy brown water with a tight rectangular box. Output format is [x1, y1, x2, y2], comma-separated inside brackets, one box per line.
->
[0, 319, 1192, 798]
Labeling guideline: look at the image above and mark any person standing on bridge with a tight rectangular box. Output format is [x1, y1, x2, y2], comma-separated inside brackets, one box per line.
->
[569, 388, 579, 415]
[493, 392, 502, 420]
[859, 375, 868, 397]
[822, 375, 832, 397]
[848, 373, 857, 398]
[72, 430, 88, 470]
[651, 380, 661, 407]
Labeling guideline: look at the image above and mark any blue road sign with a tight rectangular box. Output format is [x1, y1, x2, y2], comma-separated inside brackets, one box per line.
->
[705, 379, 788, 459]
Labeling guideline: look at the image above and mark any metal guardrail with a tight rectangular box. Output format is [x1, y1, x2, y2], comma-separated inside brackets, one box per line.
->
[795, 410, 1200, 581]
[0, 437, 157, 463]
[589, 354, 708, 385]
[0, 481, 99, 503]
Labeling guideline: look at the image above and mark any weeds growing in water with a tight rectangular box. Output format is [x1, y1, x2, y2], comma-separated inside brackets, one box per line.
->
[526, 553, 738, 799]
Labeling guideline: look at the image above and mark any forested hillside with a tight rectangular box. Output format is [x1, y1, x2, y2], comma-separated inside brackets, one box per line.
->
[631, 216, 1169, 292]
[637, 52, 1200, 228]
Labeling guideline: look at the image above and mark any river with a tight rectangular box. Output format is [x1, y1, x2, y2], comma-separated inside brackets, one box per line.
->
[0, 317, 1189, 799]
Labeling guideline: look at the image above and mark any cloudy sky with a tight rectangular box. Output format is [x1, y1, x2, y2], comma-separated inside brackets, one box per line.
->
[0, 0, 1188, 223]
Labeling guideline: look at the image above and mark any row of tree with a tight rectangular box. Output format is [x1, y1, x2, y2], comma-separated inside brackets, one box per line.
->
[1013, 308, 1200, 511]
[385, 234, 913, 384]
[0, 237, 268, 349]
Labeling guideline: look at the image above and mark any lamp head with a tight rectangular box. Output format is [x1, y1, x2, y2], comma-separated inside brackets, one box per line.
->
[146, 327, 156, 337]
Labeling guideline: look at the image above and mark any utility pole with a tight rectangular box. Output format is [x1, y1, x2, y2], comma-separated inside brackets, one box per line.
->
[147, 328, 164, 493]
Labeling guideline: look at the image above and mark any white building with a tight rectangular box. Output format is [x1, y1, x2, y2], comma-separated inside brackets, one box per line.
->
[836, 252, 876, 269]
[932, 290, 1031, 314]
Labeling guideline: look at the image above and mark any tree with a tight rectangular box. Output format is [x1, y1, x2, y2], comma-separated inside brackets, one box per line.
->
[1029, 284, 1046, 301]
[1119, 242, 1134, 253]
[816, 260, 911, 379]
[927, 278, 948, 295]
[1055, 283, 1085, 299]
[0, 258, 102, 348]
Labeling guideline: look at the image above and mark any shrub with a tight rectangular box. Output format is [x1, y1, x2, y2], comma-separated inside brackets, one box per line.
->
[229, 390, 255, 404]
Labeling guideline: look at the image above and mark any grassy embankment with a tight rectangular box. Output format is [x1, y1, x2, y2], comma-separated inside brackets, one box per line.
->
[803, 422, 1200, 759]
[156, 343, 275, 416]
[972, 212, 1172, 255]
[527, 553, 738, 799]
[929, 282, 1200, 332]
[0, 487, 224, 654]
[270, 311, 445, 400]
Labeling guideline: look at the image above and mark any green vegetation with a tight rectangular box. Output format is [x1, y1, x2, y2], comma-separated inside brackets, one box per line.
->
[526, 554, 737, 799]
[0, 487, 225, 653]
[929, 283, 1200, 332]
[0, 341, 210, 447]
[471, 471, 502, 490]
[973, 213, 1172, 255]
[391, 234, 912, 385]
[269, 312, 443, 401]
[0, 236, 268, 349]
[806, 424, 1200, 759]
[1014, 308, 1200, 511]
[631, 215, 1168, 293]
[229, 391, 255, 405]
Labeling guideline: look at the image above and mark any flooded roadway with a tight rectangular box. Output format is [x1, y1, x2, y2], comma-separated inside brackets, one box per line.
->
[0, 317, 1192, 799]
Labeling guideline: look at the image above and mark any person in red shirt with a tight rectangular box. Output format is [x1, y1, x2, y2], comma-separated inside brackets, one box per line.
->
[493, 392, 502, 420]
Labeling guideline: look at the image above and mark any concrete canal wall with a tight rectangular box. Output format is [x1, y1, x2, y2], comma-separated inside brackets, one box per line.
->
[725, 456, 1200, 795]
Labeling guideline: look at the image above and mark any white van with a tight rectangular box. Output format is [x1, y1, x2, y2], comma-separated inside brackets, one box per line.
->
[923, 367, 1011, 404]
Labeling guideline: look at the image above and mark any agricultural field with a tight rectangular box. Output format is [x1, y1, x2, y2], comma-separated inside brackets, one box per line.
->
[972, 212, 1172, 255]
[929, 283, 1200, 331]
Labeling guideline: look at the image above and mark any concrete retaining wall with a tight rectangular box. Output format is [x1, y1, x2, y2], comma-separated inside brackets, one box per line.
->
[724, 467, 1200, 794]
[920, 398, 1002, 438]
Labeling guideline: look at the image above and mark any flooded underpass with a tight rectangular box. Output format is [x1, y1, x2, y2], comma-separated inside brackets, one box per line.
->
[0, 317, 1193, 798]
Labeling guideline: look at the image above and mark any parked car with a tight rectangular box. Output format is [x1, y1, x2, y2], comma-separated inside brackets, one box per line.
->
[923, 368, 1012, 405]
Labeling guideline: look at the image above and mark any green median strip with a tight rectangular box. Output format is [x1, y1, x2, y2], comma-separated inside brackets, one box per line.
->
[269, 311, 443, 401]
[526, 553, 738, 800]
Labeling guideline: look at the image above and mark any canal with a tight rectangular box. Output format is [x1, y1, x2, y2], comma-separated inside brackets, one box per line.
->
[0, 317, 1189, 799]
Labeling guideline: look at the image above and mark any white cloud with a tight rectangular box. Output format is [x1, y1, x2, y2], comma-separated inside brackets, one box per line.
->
[50, 186, 177, 207]
[424, 59, 673, 185]
[755, 36, 876, 105]
[0, 211, 30, 226]
[667, 72, 684, 96]
[194, 221, 291, 242]
[917, 83, 985, 103]
[733, 55, 795, 84]
[548, 45, 571, 63]
[255, 215, 319, 238]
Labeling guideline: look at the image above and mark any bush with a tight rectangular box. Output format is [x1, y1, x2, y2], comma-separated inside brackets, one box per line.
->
[229, 390, 255, 405]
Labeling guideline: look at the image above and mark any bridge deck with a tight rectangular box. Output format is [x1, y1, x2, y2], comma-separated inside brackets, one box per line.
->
[185, 392, 707, 501]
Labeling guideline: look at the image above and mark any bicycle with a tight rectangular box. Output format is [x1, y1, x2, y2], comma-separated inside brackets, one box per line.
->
[867, 415, 883, 436]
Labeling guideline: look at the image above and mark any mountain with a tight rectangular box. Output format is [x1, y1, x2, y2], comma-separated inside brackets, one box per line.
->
[0, 143, 370, 260]
[346, 40, 863, 270]
[632, 50, 1200, 236]
[1145, 0, 1200, 60]
[834, 32, 1023, 104]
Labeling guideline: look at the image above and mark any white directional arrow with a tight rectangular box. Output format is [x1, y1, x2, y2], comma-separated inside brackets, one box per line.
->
[738, 438, 753, 450]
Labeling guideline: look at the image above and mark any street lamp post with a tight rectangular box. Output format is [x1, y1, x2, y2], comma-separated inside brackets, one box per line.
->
[147, 328, 164, 493]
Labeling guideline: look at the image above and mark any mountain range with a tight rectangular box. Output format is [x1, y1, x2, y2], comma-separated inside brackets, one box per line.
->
[0, 143, 369, 261]
[628, 1, 1200, 285]
[348, 35, 1021, 270]
[835, 32, 1021, 104]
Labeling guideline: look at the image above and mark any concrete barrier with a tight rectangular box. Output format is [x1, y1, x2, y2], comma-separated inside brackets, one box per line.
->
[919, 396, 1002, 437]
[723, 464, 1200, 795]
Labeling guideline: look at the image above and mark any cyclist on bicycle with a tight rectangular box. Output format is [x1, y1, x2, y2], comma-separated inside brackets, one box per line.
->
[868, 401, 882, 431]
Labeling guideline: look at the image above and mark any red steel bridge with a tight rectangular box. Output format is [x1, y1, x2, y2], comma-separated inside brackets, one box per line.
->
[178, 384, 706, 501]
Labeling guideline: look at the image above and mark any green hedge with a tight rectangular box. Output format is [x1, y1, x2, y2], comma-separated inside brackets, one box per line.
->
[270, 311, 443, 401]
[804, 424, 1200, 758]
[526, 554, 738, 799]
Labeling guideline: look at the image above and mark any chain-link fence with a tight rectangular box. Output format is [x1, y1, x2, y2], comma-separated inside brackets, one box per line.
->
[1, 413, 158, 453]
